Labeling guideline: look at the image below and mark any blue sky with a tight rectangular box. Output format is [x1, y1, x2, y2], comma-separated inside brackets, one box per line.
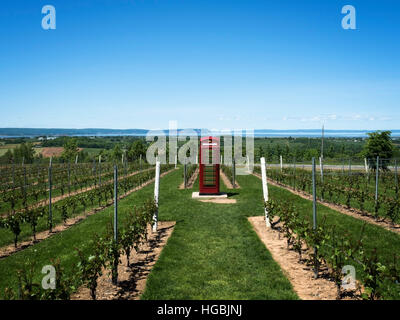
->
[0, 0, 399, 130]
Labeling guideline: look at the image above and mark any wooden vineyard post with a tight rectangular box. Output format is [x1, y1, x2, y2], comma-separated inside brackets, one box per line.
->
[232, 158, 236, 189]
[349, 158, 352, 176]
[12, 161, 15, 187]
[23, 165, 27, 203]
[319, 156, 324, 183]
[375, 156, 379, 205]
[98, 155, 102, 186]
[260, 157, 271, 228]
[342, 158, 344, 176]
[68, 162, 71, 195]
[92, 158, 96, 187]
[395, 159, 398, 196]
[48, 157, 53, 233]
[111, 165, 119, 285]
[293, 157, 296, 190]
[312, 157, 318, 278]
[152, 160, 161, 232]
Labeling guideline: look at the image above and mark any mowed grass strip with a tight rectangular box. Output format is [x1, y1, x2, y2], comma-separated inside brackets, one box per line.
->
[141, 171, 298, 300]
[0, 169, 171, 296]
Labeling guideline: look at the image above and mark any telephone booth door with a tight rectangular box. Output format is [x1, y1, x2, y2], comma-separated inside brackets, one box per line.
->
[199, 137, 220, 194]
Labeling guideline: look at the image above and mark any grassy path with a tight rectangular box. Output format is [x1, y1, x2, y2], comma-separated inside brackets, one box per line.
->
[141, 171, 298, 300]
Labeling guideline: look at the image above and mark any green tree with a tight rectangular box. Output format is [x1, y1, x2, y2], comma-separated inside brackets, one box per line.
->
[111, 144, 123, 163]
[13, 143, 35, 164]
[128, 139, 146, 161]
[61, 138, 79, 162]
[363, 131, 394, 169]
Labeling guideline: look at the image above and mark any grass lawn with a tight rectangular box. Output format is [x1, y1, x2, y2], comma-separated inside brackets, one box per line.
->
[141, 171, 298, 300]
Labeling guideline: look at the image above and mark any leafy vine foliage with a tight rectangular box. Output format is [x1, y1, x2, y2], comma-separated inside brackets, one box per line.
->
[265, 199, 400, 299]
[3, 198, 158, 300]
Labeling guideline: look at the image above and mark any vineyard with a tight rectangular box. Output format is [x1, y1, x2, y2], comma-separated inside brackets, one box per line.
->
[0, 158, 400, 300]
[253, 163, 400, 224]
[254, 159, 400, 299]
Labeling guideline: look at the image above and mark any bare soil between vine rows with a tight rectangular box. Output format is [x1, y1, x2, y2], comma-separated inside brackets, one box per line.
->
[249, 216, 357, 300]
[71, 221, 175, 300]
[220, 170, 240, 189]
[179, 167, 199, 189]
[0, 169, 177, 260]
[252, 173, 400, 235]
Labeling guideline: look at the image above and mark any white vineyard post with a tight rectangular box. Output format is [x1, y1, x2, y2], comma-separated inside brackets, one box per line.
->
[246, 155, 250, 172]
[260, 157, 271, 228]
[152, 160, 161, 232]
[364, 158, 368, 174]
[75, 154, 78, 164]
[175, 154, 177, 169]
[280, 155, 283, 172]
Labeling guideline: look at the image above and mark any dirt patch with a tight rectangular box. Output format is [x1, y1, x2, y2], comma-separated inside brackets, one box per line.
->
[71, 221, 175, 300]
[0, 169, 177, 259]
[220, 170, 240, 189]
[198, 198, 237, 204]
[249, 216, 341, 300]
[40, 147, 83, 158]
[179, 167, 199, 189]
[252, 173, 400, 235]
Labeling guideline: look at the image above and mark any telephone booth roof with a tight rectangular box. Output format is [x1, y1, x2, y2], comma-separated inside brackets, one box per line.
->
[200, 136, 220, 146]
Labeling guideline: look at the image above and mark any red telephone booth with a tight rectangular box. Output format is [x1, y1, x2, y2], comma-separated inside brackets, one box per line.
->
[199, 136, 220, 194]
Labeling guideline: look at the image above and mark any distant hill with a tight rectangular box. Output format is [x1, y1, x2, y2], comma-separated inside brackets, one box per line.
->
[0, 128, 399, 138]
[0, 128, 149, 137]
